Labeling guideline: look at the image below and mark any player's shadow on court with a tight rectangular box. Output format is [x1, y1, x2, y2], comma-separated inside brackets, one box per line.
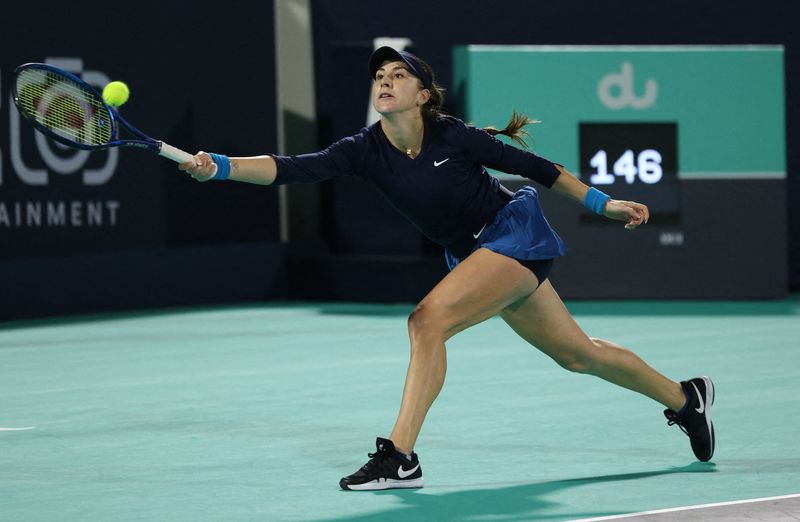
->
[323, 462, 716, 522]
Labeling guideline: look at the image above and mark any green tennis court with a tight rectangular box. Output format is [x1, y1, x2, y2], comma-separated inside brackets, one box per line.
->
[2, 298, 799, 521]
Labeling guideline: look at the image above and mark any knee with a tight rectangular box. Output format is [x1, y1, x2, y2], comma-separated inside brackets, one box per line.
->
[556, 356, 592, 374]
[553, 338, 603, 374]
[408, 301, 446, 345]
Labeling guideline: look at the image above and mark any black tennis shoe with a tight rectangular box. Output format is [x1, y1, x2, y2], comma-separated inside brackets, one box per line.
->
[664, 376, 715, 462]
[340, 437, 424, 491]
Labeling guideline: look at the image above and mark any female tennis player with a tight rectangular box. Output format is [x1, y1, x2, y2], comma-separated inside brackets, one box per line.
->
[180, 46, 715, 490]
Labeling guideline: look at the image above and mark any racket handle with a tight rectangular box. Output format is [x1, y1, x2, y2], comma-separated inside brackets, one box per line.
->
[158, 142, 196, 164]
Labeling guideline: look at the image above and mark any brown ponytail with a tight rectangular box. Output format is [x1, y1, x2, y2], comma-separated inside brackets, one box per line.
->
[412, 57, 537, 146]
[483, 111, 540, 149]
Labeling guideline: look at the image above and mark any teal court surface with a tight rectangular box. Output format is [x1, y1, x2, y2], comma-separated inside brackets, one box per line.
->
[2, 298, 799, 521]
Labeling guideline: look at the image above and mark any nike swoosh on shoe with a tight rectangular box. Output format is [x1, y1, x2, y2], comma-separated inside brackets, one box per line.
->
[397, 464, 420, 479]
[692, 382, 705, 414]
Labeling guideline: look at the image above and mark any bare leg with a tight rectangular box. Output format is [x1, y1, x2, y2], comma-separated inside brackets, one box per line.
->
[388, 248, 540, 453]
[500, 279, 686, 411]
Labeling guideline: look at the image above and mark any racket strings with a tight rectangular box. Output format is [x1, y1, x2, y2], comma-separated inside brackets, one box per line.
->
[15, 68, 113, 146]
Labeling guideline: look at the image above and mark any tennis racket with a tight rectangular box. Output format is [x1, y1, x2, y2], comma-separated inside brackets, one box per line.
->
[12, 63, 194, 164]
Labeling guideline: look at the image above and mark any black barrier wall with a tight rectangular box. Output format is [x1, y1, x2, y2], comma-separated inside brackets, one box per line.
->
[0, 1, 280, 320]
[2, 1, 797, 320]
[309, 0, 797, 298]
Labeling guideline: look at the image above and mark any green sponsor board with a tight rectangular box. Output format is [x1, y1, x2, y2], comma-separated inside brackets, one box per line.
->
[453, 45, 785, 179]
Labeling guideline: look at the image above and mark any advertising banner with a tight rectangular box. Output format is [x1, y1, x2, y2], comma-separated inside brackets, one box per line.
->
[0, 3, 280, 263]
[454, 46, 785, 181]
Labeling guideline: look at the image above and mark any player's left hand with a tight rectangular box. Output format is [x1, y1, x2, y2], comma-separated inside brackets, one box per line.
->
[604, 199, 650, 230]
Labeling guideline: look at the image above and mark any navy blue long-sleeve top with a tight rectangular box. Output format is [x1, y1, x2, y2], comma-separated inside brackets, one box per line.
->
[272, 115, 561, 258]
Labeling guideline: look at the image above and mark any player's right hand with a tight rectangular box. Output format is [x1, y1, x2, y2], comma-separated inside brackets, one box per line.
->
[179, 151, 217, 182]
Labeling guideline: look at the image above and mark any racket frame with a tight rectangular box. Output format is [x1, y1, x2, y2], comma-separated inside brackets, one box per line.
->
[12, 63, 193, 164]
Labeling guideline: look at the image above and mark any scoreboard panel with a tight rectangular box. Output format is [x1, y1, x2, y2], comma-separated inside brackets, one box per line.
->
[579, 122, 679, 224]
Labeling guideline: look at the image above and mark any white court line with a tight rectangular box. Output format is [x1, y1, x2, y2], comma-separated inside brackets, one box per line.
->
[570, 493, 800, 521]
[0, 426, 37, 431]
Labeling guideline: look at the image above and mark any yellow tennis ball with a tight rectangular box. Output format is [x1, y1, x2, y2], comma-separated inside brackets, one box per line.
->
[102, 81, 130, 107]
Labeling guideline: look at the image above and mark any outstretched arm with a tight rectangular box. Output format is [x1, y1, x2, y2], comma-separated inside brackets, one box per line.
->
[551, 164, 649, 230]
[178, 133, 365, 186]
[179, 153, 277, 185]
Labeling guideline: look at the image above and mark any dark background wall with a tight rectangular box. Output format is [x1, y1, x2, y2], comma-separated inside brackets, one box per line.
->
[1, 0, 797, 321]
[0, 1, 281, 320]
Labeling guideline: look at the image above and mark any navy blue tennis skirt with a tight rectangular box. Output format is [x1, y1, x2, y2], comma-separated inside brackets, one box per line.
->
[445, 186, 567, 274]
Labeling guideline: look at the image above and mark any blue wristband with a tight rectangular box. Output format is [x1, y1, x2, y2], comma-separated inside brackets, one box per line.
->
[584, 187, 610, 215]
[209, 153, 231, 180]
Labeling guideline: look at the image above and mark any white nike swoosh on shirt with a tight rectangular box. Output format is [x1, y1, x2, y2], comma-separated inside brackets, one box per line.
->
[692, 382, 705, 414]
[397, 463, 420, 479]
[434, 158, 450, 167]
[473, 223, 487, 239]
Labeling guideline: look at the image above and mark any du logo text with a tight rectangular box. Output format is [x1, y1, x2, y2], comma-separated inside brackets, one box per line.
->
[597, 62, 657, 110]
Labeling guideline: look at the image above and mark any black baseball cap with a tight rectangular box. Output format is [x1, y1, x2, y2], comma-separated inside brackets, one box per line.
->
[368, 46, 432, 90]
